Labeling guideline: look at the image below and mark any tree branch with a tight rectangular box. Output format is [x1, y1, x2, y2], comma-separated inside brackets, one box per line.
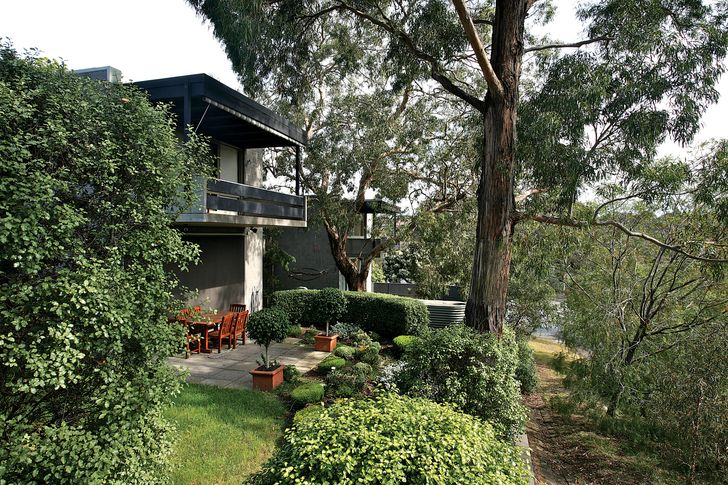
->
[514, 211, 728, 263]
[525, 36, 612, 53]
[451, 0, 505, 100]
[515, 187, 549, 203]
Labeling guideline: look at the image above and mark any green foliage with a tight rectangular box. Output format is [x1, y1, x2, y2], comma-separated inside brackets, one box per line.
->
[397, 325, 527, 438]
[317, 355, 346, 374]
[324, 362, 373, 398]
[286, 324, 302, 338]
[271, 289, 429, 337]
[330, 321, 362, 340]
[247, 307, 290, 369]
[515, 338, 538, 394]
[312, 287, 347, 329]
[292, 404, 325, 425]
[0, 44, 212, 482]
[333, 344, 355, 360]
[248, 394, 530, 484]
[371, 259, 385, 283]
[393, 335, 420, 356]
[283, 365, 301, 383]
[355, 340, 381, 366]
[290, 382, 325, 406]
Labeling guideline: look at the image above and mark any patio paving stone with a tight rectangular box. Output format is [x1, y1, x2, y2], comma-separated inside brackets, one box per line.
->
[168, 336, 331, 390]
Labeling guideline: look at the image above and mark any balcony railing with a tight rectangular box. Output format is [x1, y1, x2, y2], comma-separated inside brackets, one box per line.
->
[205, 179, 306, 221]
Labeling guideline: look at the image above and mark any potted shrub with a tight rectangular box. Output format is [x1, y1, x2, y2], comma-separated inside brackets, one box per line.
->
[248, 307, 290, 390]
[312, 288, 347, 352]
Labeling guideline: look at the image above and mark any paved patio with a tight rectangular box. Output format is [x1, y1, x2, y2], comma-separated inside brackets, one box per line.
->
[168, 337, 330, 389]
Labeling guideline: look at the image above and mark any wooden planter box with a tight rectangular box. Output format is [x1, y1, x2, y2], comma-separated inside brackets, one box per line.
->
[314, 334, 338, 352]
[250, 364, 285, 391]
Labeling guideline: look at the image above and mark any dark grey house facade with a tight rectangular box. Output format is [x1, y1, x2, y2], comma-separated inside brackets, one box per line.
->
[130, 73, 308, 311]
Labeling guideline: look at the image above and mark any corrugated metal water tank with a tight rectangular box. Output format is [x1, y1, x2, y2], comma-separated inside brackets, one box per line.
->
[419, 299, 466, 328]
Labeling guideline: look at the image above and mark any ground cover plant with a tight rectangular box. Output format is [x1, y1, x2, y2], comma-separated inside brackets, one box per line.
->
[165, 384, 285, 485]
[249, 393, 530, 484]
[0, 44, 210, 482]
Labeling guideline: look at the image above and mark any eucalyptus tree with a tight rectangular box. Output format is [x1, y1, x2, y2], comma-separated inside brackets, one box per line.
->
[188, 0, 728, 333]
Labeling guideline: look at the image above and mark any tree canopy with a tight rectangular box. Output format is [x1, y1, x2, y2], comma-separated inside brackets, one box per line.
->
[188, 0, 728, 332]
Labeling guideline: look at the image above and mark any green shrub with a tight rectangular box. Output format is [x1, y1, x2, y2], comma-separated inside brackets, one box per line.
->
[249, 394, 530, 484]
[312, 288, 347, 331]
[397, 324, 527, 438]
[271, 290, 429, 337]
[0, 44, 213, 482]
[290, 382, 325, 405]
[331, 321, 362, 340]
[247, 307, 290, 369]
[515, 338, 538, 394]
[393, 335, 420, 356]
[292, 404, 324, 425]
[283, 365, 301, 383]
[355, 340, 381, 366]
[317, 355, 346, 374]
[300, 328, 317, 345]
[287, 324, 302, 337]
[324, 362, 373, 397]
[333, 344, 355, 360]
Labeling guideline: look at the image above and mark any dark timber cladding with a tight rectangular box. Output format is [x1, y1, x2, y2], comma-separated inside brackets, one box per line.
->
[132, 74, 307, 149]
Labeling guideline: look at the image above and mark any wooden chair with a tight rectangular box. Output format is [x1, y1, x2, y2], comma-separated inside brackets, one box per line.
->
[207, 313, 235, 353]
[231, 310, 249, 348]
[229, 303, 246, 313]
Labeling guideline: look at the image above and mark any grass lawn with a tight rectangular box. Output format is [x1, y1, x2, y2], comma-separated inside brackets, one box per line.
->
[165, 384, 286, 485]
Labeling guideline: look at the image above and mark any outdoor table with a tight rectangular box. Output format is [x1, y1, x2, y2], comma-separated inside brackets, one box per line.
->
[179, 312, 223, 353]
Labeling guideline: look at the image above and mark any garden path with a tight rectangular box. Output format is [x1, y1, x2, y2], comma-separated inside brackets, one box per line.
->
[168, 337, 329, 389]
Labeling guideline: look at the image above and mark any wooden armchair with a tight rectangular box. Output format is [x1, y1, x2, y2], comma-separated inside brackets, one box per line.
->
[231, 310, 249, 348]
[229, 303, 246, 313]
[207, 313, 235, 353]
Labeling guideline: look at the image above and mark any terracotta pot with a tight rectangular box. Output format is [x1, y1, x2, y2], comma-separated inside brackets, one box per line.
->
[314, 334, 338, 352]
[250, 364, 285, 391]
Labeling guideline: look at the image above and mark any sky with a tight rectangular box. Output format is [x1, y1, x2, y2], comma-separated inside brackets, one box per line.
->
[1, 0, 725, 157]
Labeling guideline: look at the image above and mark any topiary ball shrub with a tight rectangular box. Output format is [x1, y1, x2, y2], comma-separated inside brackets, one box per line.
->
[393, 335, 420, 356]
[317, 355, 346, 374]
[333, 344, 355, 360]
[396, 324, 527, 438]
[312, 287, 347, 331]
[515, 337, 538, 394]
[249, 394, 530, 484]
[247, 307, 290, 369]
[290, 382, 325, 406]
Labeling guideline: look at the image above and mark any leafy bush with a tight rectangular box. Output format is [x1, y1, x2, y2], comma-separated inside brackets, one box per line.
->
[0, 44, 212, 482]
[249, 394, 530, 484]
[283, 365, 301, 383]
[290, 382, 325, 405]
[515, 337, 538, 394]
[287, 324, 302, 337]
[300, 328, 317, 345]
[397, 325, 527, 438]
[317, 355, 346, 374]
[247, 307, 290, 369]
[292, 404, 325, 425]
[271, 290, 429, 337]
[331, 321, 362, 340]
[312, 288, 347, 331]
[355, 340, 381, 366]
[393, 335, 420, 356]
[333, 344, 355, 360]
[325, 362, 373, 397]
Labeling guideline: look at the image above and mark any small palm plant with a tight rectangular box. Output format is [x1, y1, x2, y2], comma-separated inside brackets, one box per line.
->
[247, 307, 290, 370]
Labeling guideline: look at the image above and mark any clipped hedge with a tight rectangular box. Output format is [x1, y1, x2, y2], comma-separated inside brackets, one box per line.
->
[271, 289, 429, 338]
[290, 383, 325, 405]
[317, 355, 346, 374]
[249, 394, 530, 484]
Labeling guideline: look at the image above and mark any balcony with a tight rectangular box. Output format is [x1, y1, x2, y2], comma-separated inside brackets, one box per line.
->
[177, 178, 307, 229]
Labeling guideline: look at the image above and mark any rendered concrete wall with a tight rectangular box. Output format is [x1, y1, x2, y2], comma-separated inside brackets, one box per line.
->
[177, 235, 246, 311]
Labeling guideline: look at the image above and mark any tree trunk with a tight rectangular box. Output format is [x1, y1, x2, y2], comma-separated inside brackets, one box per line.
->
[465, 0, 526, 334]
[324, 224, 369, 291]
